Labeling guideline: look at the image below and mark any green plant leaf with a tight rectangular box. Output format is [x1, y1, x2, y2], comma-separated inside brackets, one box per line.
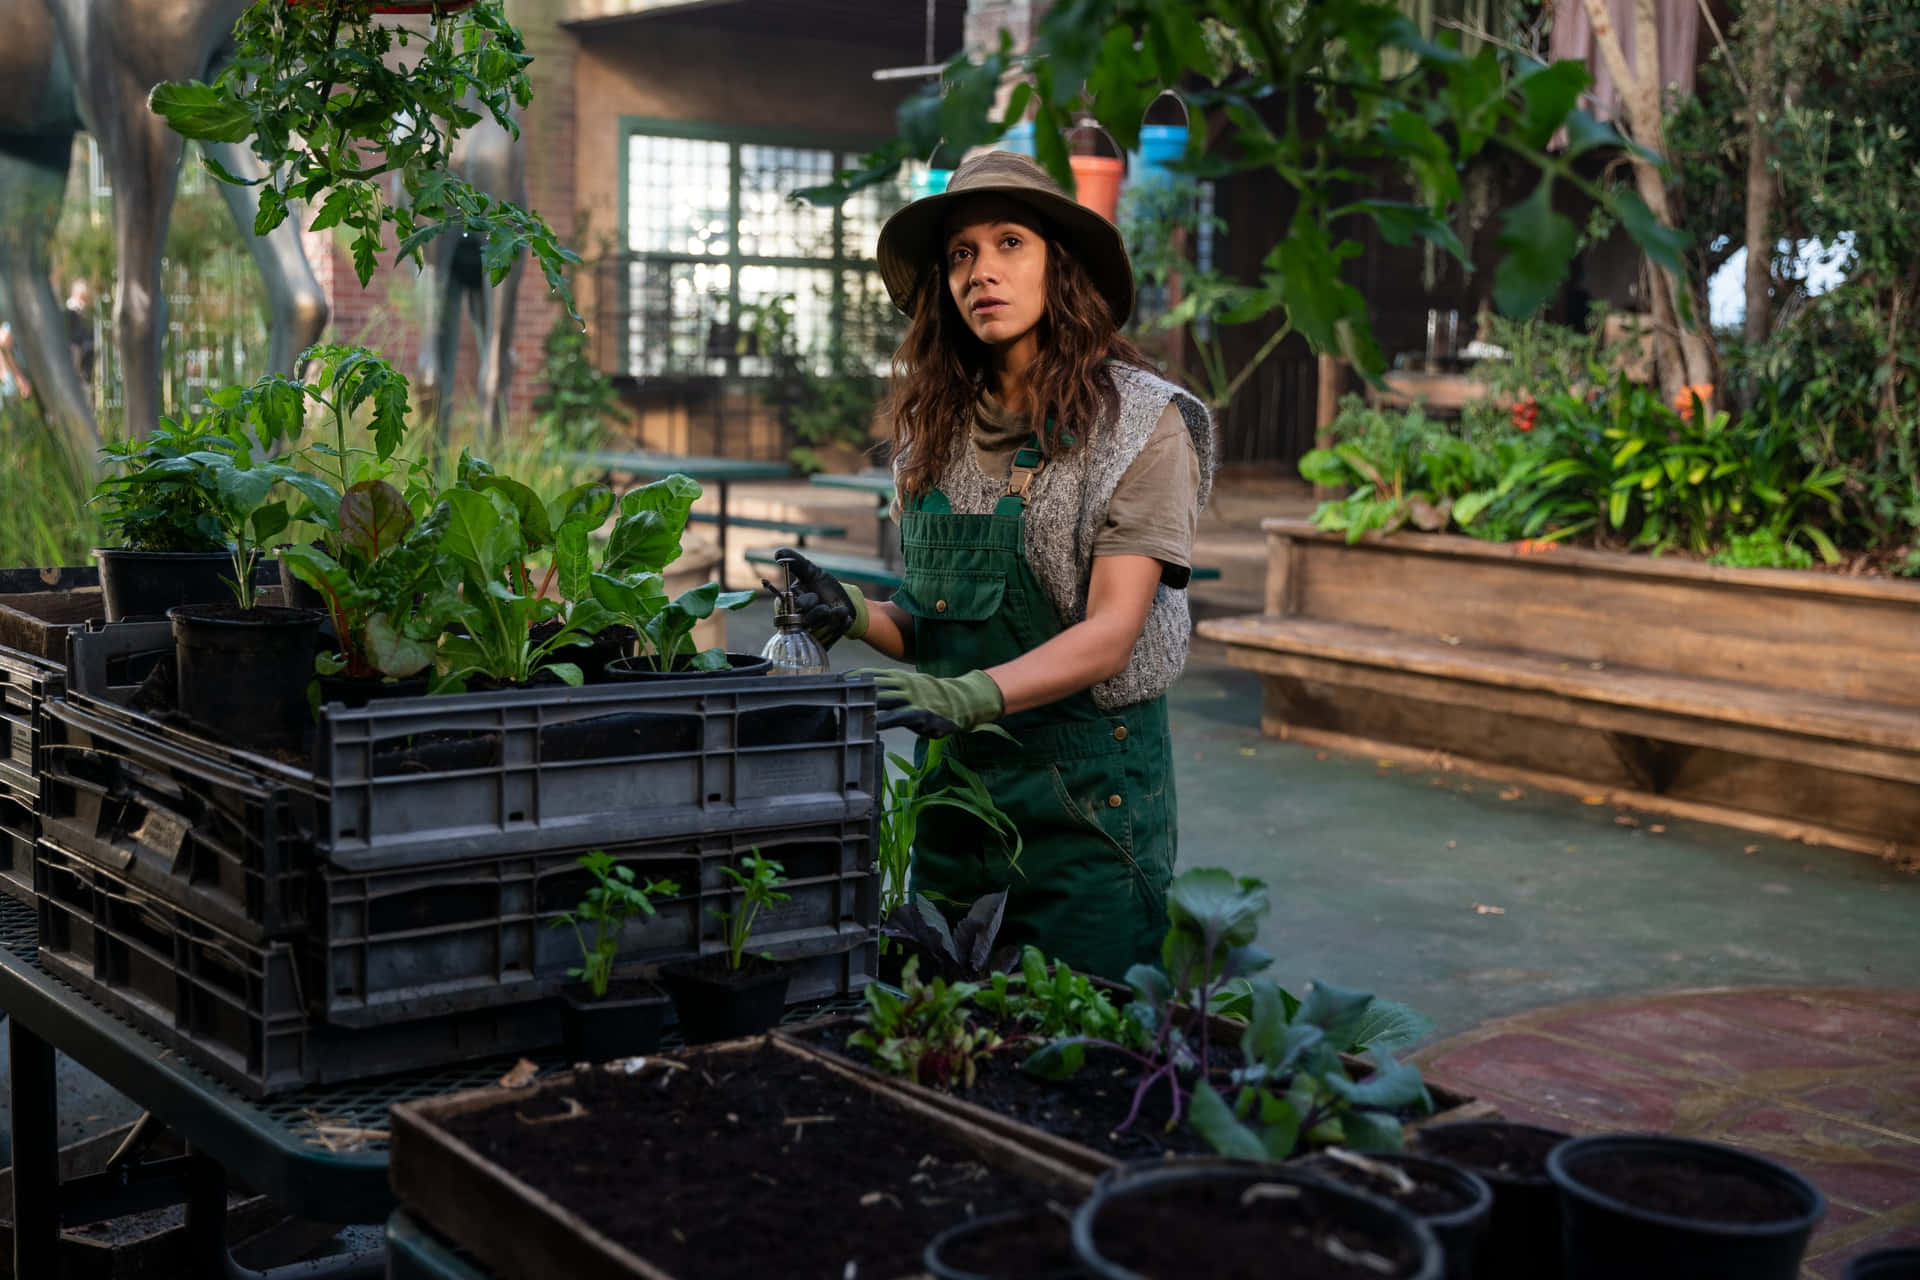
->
[1343, 999, 1435, 1055]
[1338, 1110, 1405, 1153]
[1492, 180, 1577, 317]
[339, 480, 414, 561]
[148, 81, 254, 143]
[1298, 980, 1376, 1052]
[365, 612, 436, 678]
[1189, 1083, 1266, 1160]
[555, 520, 593, 604]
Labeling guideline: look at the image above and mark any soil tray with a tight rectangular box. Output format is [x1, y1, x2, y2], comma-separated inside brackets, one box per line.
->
[389, 1036, 1095, 1280]
[778, 1013, 1498, 1179]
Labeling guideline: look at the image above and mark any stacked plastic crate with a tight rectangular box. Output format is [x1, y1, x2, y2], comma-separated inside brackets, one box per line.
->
[21, 608, 881, 1099]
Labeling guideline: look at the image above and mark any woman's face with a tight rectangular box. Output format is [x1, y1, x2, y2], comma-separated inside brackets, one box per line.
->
[944, 197, 1049, 355]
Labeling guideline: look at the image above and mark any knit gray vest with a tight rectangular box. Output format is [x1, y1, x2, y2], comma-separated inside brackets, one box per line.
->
[901, 363, 1216, 709]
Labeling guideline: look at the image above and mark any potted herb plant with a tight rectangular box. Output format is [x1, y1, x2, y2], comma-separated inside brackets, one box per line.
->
[550, 850, 680, 1061]
[106, 411, 336, 754]
[1547, 1133, 1826, 1280]
[92, 413, 249, 621]
[659, 851, 791, 1044]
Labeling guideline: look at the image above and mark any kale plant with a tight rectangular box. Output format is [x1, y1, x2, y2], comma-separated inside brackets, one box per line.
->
[1189, 980, 1435, 1161]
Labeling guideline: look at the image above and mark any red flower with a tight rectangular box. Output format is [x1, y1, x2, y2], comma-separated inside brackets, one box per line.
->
[1509, 397, 1538, 433]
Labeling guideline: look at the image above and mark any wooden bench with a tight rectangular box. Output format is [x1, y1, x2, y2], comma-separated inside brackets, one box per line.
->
[745, 547, 903, 593]
[688, 512, 847, 545]
[1196, 518, 1920, 867]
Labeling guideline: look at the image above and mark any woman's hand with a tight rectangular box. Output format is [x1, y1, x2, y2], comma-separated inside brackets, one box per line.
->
[772, 547, 865, 648]
[872, 669, 1005, 736]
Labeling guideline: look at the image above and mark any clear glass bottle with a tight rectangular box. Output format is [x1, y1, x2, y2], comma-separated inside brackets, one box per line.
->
[760, 582, 830, 675]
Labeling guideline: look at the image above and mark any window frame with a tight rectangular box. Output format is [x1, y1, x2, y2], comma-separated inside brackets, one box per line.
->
[615, 115, 900, 380]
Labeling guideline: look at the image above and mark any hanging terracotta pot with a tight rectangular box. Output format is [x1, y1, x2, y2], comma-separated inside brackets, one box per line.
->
[1066, 122, 1125, 222]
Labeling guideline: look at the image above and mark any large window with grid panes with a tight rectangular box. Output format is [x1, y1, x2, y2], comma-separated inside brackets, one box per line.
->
[616, 120, 913, 382]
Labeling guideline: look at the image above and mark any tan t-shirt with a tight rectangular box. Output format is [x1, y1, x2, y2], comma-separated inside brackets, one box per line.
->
[973, 394, 1201, 588]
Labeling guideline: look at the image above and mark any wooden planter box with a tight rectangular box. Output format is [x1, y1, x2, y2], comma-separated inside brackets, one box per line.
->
[388, 1035, 1093, 1280]
[773, 1014, 1498, 1180]
[1198, 519, 1920, 866]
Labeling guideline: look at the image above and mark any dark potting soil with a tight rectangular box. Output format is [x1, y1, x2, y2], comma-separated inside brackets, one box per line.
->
[939, 1209, 1080, 1275]
[1413, 1125, 1565, 1181]
[1569, 1152, 1806, 1225]
[795, 1021, 1224, 1161]
[440, 1043, 1056, 1279]
[1296, 1153, 1476, 1217]
[1091, 1177, 1422, 1280]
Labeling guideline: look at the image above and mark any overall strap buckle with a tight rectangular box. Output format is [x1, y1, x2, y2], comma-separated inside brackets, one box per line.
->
[1007, 445, 1045, 499]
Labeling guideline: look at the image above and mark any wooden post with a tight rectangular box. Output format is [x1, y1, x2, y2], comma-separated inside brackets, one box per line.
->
[1313, 353, 1342, 500]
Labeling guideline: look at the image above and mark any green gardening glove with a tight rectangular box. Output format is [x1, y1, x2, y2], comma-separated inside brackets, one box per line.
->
[872, 669, 1004, 738]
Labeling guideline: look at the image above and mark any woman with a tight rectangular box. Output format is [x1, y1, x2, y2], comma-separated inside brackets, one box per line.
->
[777, 150, 1214, 978]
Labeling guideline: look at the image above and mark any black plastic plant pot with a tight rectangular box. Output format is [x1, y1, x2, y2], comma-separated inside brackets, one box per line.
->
[561, 980, 670, 1063]
[1548, 1134, 1826, 1280]
[604, 653, 773, 682]
[1847, 1248, 1920, 1279]
[658, 955, 790, 1045]
[1071, 1164, 1443, 1280]
[314, 671, 430, 709]
[1296, 1151, 1493, 1280]
[1408, 1120, 1571, 1280]
[530, 620, 639, 684]
[925, 1208, 1088, 1280]
[168, 604, 326, 755]
[276, 550, 329, 612]
[96, 548, 235, 621]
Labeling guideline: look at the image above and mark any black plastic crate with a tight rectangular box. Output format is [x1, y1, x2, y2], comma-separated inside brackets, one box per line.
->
[0, 644, 64, 803]
[63, 645, 880, 873]
[0, 790, 34, 904]
[34, 841, 559, 1100]
[316, 817, 879, 1027]
[0, 566, 103, 663]
[37, 698, 312, 943]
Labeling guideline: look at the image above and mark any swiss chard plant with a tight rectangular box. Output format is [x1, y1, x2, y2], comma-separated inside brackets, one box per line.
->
[551, 851, 680, 1000]
[710, 851, 789, 972]
[573, 475, 753, 670]
[974, 944, 1144, 1050]
[1188, 980, 1435, 1162]
[434, 484, 615, 688]
[848, 957, 1002, 1089]
[282, 482, 460, 680]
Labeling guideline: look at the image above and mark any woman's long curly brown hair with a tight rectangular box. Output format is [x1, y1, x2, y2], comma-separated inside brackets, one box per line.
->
[887, 210, 1153, 499]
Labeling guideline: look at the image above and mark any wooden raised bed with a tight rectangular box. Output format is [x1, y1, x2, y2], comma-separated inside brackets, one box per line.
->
[774, 1014, 1499, 1179]
[1197, 519, 1920, 867]
[388, 1035, 1094, 1280]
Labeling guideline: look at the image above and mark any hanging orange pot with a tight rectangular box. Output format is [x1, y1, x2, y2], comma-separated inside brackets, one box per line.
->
[1066, 123, 1125, 222]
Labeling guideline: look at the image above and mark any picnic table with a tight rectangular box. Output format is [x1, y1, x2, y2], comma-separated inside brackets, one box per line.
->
[562, 450, 792, 588]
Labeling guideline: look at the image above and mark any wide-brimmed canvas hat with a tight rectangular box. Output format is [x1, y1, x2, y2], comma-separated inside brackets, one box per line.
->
[876, 150, 1135, 327]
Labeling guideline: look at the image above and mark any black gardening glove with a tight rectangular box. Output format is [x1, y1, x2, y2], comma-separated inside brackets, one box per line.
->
[774, 547, 867, 650]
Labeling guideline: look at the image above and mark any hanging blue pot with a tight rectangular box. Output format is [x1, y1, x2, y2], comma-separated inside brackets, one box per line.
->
[912, 167, 953, 199]
[1129, 123, 1189, 186]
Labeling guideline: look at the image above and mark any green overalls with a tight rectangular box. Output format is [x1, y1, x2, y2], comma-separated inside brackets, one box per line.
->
[891, 442, 1176, 979]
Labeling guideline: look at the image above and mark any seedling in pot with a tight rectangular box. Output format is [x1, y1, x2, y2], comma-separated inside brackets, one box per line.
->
[551, 850, 680, 999]
[849, 956, 1002, 1088]
[710, 851, 789, 972]
[93, 413, 233, 554]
